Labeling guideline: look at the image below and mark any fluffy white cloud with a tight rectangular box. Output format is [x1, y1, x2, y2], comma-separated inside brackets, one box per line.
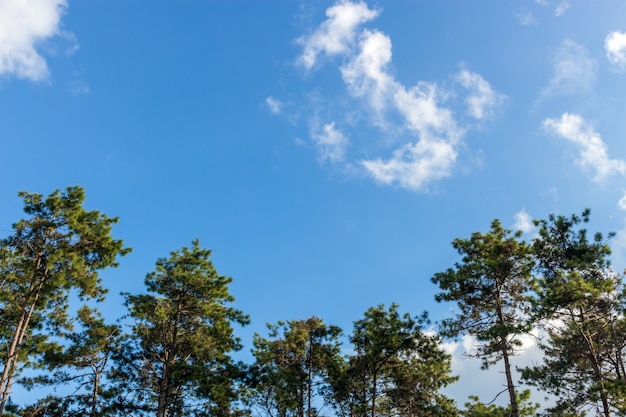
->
[513, 210, 535, 234]
[295, 0, 502, 191]
[266, 96, 283, 114]
[605, 31, 626, 73]
[0, 0, 68, 81]
[543, 113, 626, 182]
[341, 29, 393, 112]
[456, 69, 506, 120]
[297, 0, 379, 69]
[313, 122, 349, 163]
[362, 139, 457, 191]
[542, 39, 596, 98]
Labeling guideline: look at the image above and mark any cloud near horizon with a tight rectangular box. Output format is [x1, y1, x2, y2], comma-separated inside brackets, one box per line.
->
[513, 209, 535, 234]
[543, 113, 626, 182]
[0, 0, 68, 81]
[294, 0, 504, 191]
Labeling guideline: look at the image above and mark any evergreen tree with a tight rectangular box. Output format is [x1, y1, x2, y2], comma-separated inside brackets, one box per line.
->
[248, 317, 342, 417]
[19, 305, 123, 416]
[0, 187, 129, 415]
[431, 220, 535, 417]
[521, 210, 626, 417]
[119, 240, 249, 417]
[328, 304, 457, 417]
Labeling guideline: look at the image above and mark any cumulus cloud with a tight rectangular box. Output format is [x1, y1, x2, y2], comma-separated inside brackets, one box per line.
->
[543, 113, 626, 182]
[341, 29, 393, 113]
[542, 39, 596, 98]
[0, 0, 68, 81]
[294, 0, 503, 191]
[605, 31, 626, 73]
[266, 96, 283, 114]
[297, 0, 379, 69]
[313, 122, 349, 163]
[514, 210, 535, 234]
[362, 139, 457, 190]
[456, 69, 506, 120]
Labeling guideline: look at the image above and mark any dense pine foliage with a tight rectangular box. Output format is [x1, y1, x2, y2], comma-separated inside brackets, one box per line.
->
[2, 187, 625, 416]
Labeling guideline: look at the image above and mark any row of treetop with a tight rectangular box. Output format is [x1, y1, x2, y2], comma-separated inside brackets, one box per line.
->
[0, 186, 625, 417]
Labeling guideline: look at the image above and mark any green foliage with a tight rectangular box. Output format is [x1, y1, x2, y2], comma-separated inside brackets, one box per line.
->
[118, 240, 250, 417]
[0, 186, 130, 415]
[431, 220, 535, 417]
[248, 317, 343, 417]
[521, 210, 626, 417]
[327, 304, 458, 417]
[20, 305, 124, 416]
[461, 390, 539, 417]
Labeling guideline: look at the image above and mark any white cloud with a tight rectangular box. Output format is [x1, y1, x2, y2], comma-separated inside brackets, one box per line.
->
[341, 29, 393, 113]
[605, 31, 626, 73]
[543, 113, 626, 182]
[619, 191, 626, 211]
[542, 39, 596, 98]
[554, 1, 570, 16]
[359, 77, 464, 190]
[0, 0, 68, 81]
[297, 0, 379, 69]
[266, 96, 283, 114]
[513, 210, 535, 234]
[313, 122, 349, 163]
[456, 69, 506, 120]
[362, 140, 457, 191]
[441, 331, 545, 408]
[295, 0, 503, 191]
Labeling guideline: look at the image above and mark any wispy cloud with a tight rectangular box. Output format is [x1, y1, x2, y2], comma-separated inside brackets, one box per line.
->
[69, 82, 90, 95]
[543, 113, 626, 182]
[292, 1, 503, 191]
[541, 39, 596, 98]
[266, 96, 283, 114]
[0, 0, 68, 81]
[515, 11, 537, 26]
[605, 31, 626, 73]
[619, 191, 626, 211]
[554, 1, 570, 16]
[456, 69, 506, 120]
[312, 122, 349, 163]
[297, 0, 379, 69]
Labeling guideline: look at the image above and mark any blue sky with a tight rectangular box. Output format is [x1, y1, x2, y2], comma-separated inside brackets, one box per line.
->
[3, 0, 626, 407]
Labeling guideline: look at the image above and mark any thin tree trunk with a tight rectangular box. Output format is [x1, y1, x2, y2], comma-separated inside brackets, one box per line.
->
[572, 307, 611, 417]
[0, 259, 46, 416]
[371, 369, 376, 417]
[501, 345, 519, 417]
[91, 364, 100, 417]
[495, 288, 519, 417]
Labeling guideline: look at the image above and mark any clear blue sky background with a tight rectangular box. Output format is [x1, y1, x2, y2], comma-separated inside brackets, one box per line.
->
[2, 0, 626, 407]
